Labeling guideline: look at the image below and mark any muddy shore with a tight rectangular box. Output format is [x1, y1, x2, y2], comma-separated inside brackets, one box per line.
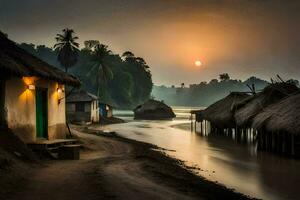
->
[1, 125, 256, 200]
[81, 125, 255, 200]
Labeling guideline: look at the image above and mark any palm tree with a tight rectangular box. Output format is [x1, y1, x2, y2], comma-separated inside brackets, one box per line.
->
[54, 28, 79, 72]
[122, 51, 135, 58]
[87, 44, 113, 99]
[84, 40, 100, 50]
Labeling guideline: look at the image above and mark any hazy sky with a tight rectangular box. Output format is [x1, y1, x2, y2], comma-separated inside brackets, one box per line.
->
[0, 0, 299, 85]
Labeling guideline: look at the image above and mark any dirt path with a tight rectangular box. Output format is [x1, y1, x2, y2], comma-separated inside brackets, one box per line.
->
[8, 128, 197, 200]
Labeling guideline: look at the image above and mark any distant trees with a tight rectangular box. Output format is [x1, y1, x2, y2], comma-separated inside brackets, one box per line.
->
[18, 38, 153, 108]
[122, 51, 153, 105]
[122, 51, 135, 58]
[219, 73, 230, 81]
[54, 28, 79, 72]
[209, 79, 218, 84]
[87, 43, 113, 99]
[84, 40, 100, 50]
[152, 74, 270, 106]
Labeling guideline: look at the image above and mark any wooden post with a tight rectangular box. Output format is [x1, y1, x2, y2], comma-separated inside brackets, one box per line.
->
[228, 128, 232, 137]
[277, 132, 280, 153]
[190, 114, 193, 132]
[282, 132, 286, 155]
[291, 134, 295, 156]
[200, 122, 203, 134]
[265, 132, 268, 151]
[271, 132, 275, 152]
[258, 130, 262, 150]
[0, 80, 6, 127]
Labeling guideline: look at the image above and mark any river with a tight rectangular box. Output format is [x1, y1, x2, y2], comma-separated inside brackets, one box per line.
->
[96, 107, 300, 200]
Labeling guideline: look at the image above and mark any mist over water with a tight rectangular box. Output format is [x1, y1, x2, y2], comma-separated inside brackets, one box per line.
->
[100, 107, 300, 200]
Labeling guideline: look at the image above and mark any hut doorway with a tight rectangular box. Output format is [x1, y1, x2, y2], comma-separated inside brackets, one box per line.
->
[99, 104, 107, 117]
[0, 80, 6, 126]
[36, 88, 48, 139]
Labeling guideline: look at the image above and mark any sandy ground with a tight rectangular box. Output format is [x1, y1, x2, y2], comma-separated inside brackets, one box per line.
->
[4, 126, 254, 200]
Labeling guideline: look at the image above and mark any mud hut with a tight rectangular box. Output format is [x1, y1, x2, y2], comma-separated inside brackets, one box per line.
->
[234, 82, 299, 128]
[134, 99, 175, 120]
[66, 90, 100, 123]
[201, 92, 250, 134]
[0, 32, 80, 143]
[252, 93, 300, 156]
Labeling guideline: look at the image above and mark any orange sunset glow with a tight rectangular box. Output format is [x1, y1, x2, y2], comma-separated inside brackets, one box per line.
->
[1, 1, 300, 200]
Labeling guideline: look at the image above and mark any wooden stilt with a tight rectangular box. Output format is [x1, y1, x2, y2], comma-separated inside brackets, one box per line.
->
[0, 80, 6, 127]
[291, 134, 295, 156]
[200, 122, 203, 134]
[271, 132, 275, 152]
[190, 114, 193, 132]
[282, 132, 286, 155]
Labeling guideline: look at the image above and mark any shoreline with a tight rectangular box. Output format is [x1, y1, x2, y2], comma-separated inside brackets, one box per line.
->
[1, 124, 257, 199]
[83, 125, 256, 200]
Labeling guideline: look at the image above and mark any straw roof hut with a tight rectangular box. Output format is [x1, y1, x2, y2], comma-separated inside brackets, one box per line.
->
[0, 32, 80, 143]
[252, 93, 300, 134]
[234, 83, 299, 128]
[201, 92, 250, 128]
[134, 99, 176, 120]
[66, 90, 100, 123]
[190, 109, 205, 122]
[0, 33, 80, 86]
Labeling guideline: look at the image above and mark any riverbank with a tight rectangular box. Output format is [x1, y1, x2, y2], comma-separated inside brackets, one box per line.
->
[2, 125, 255, 200]
[78, 125, 255, 199]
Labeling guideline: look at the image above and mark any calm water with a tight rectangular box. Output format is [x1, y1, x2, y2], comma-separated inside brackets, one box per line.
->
[97, 107, 300, 200]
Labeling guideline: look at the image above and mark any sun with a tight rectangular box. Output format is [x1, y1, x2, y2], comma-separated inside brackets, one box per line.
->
[195, 60, 202, 67]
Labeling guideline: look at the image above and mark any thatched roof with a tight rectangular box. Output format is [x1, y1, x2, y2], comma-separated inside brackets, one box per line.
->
[67, 90, 98, 103]
[234, 83, 299, 127]
[190, 109, 203, 114]
[252, 93, 300, 134]
[0, 33, 80, 86]
[134, 99, 176, 120]
[201, 92, 250, 128]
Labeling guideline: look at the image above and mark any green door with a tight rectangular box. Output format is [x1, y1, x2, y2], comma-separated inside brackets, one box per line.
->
[36, 88, 48, 138]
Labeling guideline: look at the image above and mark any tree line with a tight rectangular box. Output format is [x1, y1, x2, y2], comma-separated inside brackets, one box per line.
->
[153, 74, 299, 107]
[152, 74, 272, 107]
[19, 29, 153, 108]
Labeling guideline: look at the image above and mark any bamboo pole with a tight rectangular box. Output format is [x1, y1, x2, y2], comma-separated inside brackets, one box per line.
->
[190, 114, 193, 132]
[282, 132, 286, 155]
[200, 122, 203, 134]
[291, 134, 295, 156]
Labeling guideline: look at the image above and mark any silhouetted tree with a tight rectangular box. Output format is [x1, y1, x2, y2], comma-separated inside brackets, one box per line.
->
[54, 28, 79, 72]
[209, 79, 219, 84]
[87, 44, 113, 99]
[0, 31, 8, 38]
[18, 40, 153, 108]
[122, 51, 135, 59]
[84, 40, 100, 50]
[219, 73, 230, 81]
